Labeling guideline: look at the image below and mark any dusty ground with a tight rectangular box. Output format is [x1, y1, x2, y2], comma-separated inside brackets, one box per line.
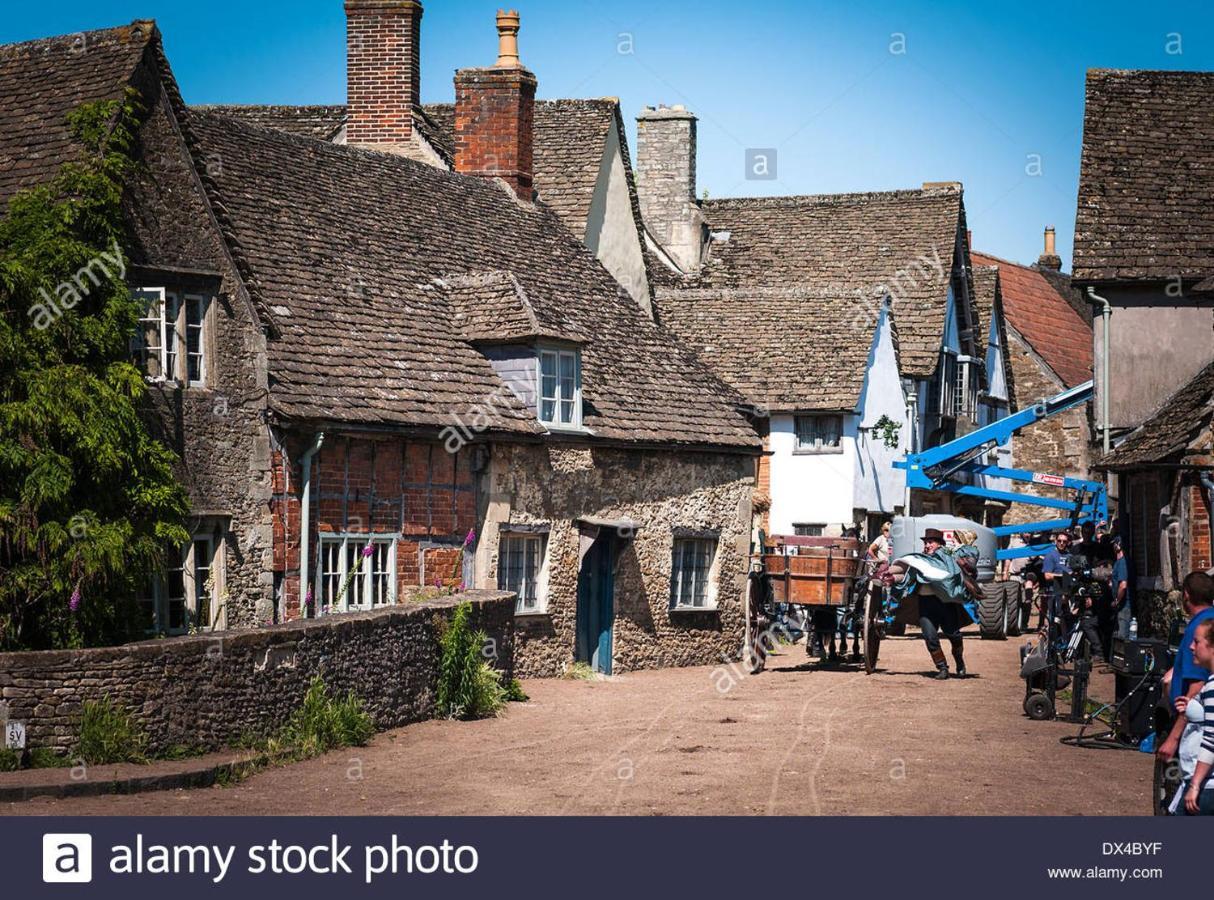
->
[5, 634, 1152, 816]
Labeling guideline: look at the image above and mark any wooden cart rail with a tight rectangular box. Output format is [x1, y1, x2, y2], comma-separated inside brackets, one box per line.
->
[757, 537, 862, 607]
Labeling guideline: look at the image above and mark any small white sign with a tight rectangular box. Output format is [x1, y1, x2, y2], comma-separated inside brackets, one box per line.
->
[5, 720, 26, 750]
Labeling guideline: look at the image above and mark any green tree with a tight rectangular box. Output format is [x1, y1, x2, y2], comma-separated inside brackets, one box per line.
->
[0, 93, 189, 650]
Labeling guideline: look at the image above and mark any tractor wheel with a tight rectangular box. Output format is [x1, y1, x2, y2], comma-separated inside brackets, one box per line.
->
[978, 583, 1009, 640]
[1004, 582, 1023, 637]
[1024, 692, 1055, 721]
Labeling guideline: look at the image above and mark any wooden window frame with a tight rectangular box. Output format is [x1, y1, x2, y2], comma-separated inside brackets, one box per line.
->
[670, 536, 718, 610]
[793, 414, 843, 454]
[316, 534, 398, 615]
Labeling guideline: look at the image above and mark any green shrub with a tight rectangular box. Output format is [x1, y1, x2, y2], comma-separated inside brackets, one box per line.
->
[503, 678, 528, 702]
[277, 676, 374, 759]
[0, 747, 72, 771]
[436, 601, 506, 719]
[77, 697, 147, 764]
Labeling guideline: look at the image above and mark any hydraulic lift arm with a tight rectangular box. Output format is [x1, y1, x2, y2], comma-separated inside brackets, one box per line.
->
[893, 380, 1108, 561]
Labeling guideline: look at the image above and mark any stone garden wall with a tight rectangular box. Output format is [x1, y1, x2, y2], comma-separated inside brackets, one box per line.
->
[0, 591, 514, 756]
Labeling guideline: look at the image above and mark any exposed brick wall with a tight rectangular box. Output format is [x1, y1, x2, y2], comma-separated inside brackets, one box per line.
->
[345, 0, 422, 149]
[1191, 483, 1212, 572]
[454, 66, 536, 200]
[1004, 330, 1093, 526]
[0, 591, 514, 756]
[271, 433, 478, 619]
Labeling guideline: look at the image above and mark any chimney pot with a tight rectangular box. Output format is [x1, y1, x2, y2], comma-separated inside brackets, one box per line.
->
[1037, 225, 1062, 271]
[495, 9, 522, 67]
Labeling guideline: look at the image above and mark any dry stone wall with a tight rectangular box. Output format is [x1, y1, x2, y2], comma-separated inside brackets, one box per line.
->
[0, 591, 513, 756]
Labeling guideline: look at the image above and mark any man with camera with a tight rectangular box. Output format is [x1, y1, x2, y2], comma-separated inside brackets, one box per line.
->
[1041, 529, 1105, 661]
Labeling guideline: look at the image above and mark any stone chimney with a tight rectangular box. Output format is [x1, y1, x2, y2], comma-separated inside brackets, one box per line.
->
[344, 0, 423, 153]
[1037, 226, 1062, 271]
[636, 105, 707, 273]
[453, 10, 537, 201]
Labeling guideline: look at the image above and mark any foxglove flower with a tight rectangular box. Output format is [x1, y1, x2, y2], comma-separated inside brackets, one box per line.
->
[362, 544, 374, 558]
[69, 588, 81, 613]
[464, 528, 476, 548]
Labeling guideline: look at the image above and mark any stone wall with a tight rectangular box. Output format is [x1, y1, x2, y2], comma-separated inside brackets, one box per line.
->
[1004, 330, 1092, 526]
[128, 53, 276, 628]
[478, 444, 754, 677]
[635, 105, 705, 272]
[0, 592, 514, 756]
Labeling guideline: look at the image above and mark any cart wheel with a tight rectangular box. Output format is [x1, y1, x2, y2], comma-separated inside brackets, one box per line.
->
[1024, 692, 1054, 721]
[863, 587, 882, 675]
[744, 575, 767, 674]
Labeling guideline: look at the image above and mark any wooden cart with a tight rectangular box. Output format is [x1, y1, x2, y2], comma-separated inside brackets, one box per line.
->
[744, 536, 885, 675]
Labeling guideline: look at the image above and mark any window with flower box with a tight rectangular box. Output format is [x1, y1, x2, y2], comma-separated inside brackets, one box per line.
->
[316, 535, 397, 614]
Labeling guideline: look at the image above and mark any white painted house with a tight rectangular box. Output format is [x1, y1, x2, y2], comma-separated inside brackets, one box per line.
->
[655, 286, 910, 538]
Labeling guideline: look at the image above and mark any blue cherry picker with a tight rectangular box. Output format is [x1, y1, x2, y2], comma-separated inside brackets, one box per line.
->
[892, 379, 1109, 720]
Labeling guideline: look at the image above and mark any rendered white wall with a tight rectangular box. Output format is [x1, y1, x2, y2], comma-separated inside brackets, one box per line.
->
[854, 306, 909, 514]
[584, 123, 651, 313]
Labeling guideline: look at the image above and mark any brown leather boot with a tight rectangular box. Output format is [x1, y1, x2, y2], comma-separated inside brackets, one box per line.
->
[930, 648, 949, 679]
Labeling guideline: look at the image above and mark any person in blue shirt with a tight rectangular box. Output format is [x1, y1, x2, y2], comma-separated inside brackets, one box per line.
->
[1110, 537, 1134, 640]
[1040, 530, 1073, 629]
[1158, 571, 1214, 767]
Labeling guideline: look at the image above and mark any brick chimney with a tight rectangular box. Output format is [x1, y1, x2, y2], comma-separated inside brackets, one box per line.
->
[344, 0, 422, 152]
[636, 105, 707, 272]
[1037, 225, 1062, 271]
[453, 10, 537, 200]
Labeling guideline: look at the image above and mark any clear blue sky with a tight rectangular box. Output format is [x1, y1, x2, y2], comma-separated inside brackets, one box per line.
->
[5, 1, 1213, 268]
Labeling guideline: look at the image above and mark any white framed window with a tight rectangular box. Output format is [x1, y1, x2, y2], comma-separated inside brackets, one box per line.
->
[498, 532, 546, 613]
[130, 288, 210, 386]
[316, 535, 397, 614]
[538, 347, 581, 428]
[794, 415, 842, 452]
[138, 534, 219, 636]
[671, 537, 717, 609]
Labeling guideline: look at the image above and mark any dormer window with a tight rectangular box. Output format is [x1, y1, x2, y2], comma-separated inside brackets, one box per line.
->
[538, 346, 581, 429]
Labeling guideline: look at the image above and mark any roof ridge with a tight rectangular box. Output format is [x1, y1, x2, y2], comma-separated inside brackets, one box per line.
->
[0, 20, 154, 54]
[704, 187, 955, 207]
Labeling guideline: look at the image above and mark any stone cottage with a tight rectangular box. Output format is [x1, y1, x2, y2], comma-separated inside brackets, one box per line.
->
[0, 16, 762, 677]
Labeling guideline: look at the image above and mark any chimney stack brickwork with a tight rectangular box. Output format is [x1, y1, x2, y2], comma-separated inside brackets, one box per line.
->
[636, 106, 707, 273]
[454, 12, 537, 200]
[345, 0, 422, 151]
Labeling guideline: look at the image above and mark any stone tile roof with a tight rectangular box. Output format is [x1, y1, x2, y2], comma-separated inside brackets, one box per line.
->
[189, 111, 757, 448]
[654, 284, 891, 412]
[685, 187, 967, 378]
[193, 104, 346, 141]
[442, 271, 586, 345]
[971, 251, 1092, 389]
[0, 22, 153, 207]
[202, 99, 629, 242]
[1075, 69, 1214, 283]
[1100, 358, 1214, 467]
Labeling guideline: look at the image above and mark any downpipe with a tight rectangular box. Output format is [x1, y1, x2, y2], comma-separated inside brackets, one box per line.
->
[297, 432, 325, 618]
[1086, 288, 1112, 455]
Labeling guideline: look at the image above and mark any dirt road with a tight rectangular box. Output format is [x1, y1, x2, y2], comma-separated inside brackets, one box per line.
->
[6, 635, 1152, 816]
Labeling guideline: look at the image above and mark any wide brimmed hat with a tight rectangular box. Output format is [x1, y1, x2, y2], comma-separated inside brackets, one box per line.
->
[922, 528, 946, 543]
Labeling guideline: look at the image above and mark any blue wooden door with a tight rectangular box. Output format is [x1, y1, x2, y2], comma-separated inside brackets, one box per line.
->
[576, 535, 615, 674]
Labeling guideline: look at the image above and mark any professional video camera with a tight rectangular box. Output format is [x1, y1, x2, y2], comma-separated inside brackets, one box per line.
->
[1058, 552, 1107, 617]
